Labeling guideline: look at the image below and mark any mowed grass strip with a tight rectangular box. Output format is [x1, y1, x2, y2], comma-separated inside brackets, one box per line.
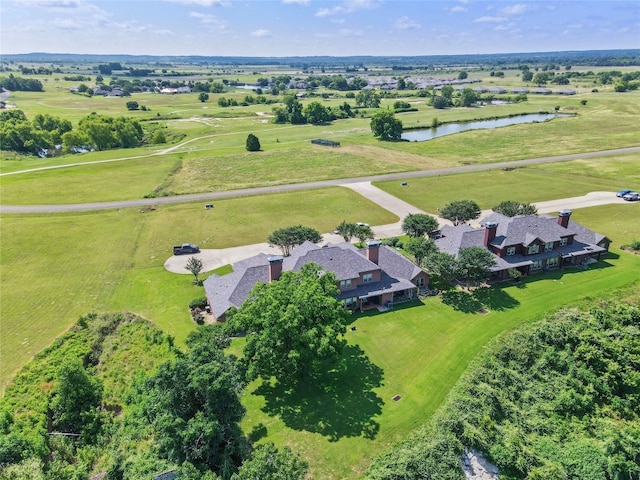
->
[374, 155, 638, 215]
[0, 156, 179, 204]
[239, 250, 640, 479]
[0, 187, 396, 391]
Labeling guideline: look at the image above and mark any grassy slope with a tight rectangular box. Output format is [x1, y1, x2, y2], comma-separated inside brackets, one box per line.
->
[239, 250, 640, 479]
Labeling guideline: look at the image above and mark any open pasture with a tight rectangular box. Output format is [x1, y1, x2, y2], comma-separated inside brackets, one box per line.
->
[0, 187, 396, 392]
[2, 88, 639, 205]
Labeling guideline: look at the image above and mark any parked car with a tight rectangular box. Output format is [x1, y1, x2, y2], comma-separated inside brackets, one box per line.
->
[173, 243, 200, 255]
[617, 189, 632, 197]
[356, 222, 370, 227]
[622, 192, 640, 201]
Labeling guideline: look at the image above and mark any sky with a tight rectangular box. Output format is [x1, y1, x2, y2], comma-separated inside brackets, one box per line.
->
[1, 0, 639, 57]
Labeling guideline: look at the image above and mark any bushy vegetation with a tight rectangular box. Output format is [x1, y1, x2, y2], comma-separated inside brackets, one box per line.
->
[0, 313, 309, 479]
[368, 297, 640, 479]
[0, 110, 143, 156]
[0, 74, 44, 92]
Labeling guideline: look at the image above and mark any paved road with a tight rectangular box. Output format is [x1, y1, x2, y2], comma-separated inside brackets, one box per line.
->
[2, 146, 638, 213]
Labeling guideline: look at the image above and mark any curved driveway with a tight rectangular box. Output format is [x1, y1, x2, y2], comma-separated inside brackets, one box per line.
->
[1, 146, 638, 214]
[165, 189, 634, 274]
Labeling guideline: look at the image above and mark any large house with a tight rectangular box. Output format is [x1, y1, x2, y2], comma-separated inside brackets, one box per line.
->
[203, 240, 430, 322]
[435, 210, 611, 281]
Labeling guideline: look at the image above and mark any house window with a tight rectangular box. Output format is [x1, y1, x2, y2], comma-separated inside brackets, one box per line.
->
[363, 273, 373, 284]
[506, 246, 516, 256]
[344, 297, 357, 308]
[528, 244, 540, 255]
[416, 277, 425, 287]
[340, 279, 352, 289]
[547, 257, 559, 268]
[545, 242, 554, 252]
[531, 260, 542, 270]
[560, 237, 568, 246]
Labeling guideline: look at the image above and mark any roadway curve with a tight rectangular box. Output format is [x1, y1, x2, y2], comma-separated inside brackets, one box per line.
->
[1, 146, 638, 214]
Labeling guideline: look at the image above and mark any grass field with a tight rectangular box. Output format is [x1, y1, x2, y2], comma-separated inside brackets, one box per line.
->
[0, 187, 396, 392]
[238, 250, 640, 479]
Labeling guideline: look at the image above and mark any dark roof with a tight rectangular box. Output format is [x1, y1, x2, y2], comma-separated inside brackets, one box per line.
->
[435, 212, 609, 271]
[203, 241, 423, 319]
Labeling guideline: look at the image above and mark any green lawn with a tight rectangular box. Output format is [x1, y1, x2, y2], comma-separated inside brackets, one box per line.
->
[374, 153, 639, 214]
[0, 187, 396, 392]
[239, 249, 640, 479]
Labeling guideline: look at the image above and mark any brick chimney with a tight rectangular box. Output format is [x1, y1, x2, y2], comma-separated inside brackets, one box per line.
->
[365, 240, 382, 265]
[484, 221, 498, 246]
[268, 256, 283, 282]
[557, 210, 572, 228]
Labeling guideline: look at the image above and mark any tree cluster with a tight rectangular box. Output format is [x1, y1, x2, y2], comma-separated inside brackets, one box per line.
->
[271, 96, 355, 125]
[369, 299, 640, 479]
[0, 110, 72, 155]
[267, 225, 322, 256]
[0, 74, 44, 92]
[439, 200, 481, 226]
[492, 200, 537, 217]
[225, 263, 348, 383]
[0, 312, 312, 480]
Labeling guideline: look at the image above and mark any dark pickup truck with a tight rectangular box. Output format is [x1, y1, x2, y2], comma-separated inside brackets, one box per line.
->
[173, 243, 200, 255]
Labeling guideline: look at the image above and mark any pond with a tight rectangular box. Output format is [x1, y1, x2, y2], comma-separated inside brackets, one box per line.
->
[401, 113, 570, 142]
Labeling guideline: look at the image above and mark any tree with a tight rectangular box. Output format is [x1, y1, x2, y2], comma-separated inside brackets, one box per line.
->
[432, 95, 449, 109]
[50, 359, 102, 440]
[456, 246, 496, 287]
[354, 224, 375, 245]
[424, 251, 458, 286]
[402, 213, 439, 238]
[405, 237, 436, 267]
[439, 200, 481, 226]
[267, 225, 322, 256]
[232, 443, 308, 480]
[522, 70, 534, 82]
[440, 85, 454, 100]
[355, 89, 381, 108]
[211, 82, 225, 93]
[126, 100, 139, 110]
[226, 262, 347, 383]
[458, 88, 478, 107]
[335, 220, 357, 243]
[458, 71, 468, 80]
[186, 256, 204, 285]
[245, 133, 261, 152]
[492, 200, 538, 217]
[199, 92, 210, 103]
[370, 111, 403, 141]
[145, 327, 246, 478]
[303, 101, 330, 124]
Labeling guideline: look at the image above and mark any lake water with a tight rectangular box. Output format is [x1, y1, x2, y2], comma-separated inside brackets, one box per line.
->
[401, 113, 569, 142]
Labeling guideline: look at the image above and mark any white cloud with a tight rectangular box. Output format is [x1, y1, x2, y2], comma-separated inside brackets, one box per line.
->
[450, 6, 467, 13]
[189, 11, 229, 31]
[168, 0, 228, 6]
[282, 0, 310, 4]
[500, 4, 535, 16]
[473, 16, 506, 23]
[394, 16, 420, 30]
[251, 29, 272, 37]
[316, 0, 379, 17]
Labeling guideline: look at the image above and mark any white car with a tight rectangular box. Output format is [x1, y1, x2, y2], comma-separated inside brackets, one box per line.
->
[356, 222, 370, 227]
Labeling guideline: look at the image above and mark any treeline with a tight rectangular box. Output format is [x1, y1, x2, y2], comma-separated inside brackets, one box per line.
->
[272, 95, 356, 125]
[0, 74, 43, 92]
[0, 110, 143, 156]
[367, 295, 640, 479]
[0, 313, 307, 480]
